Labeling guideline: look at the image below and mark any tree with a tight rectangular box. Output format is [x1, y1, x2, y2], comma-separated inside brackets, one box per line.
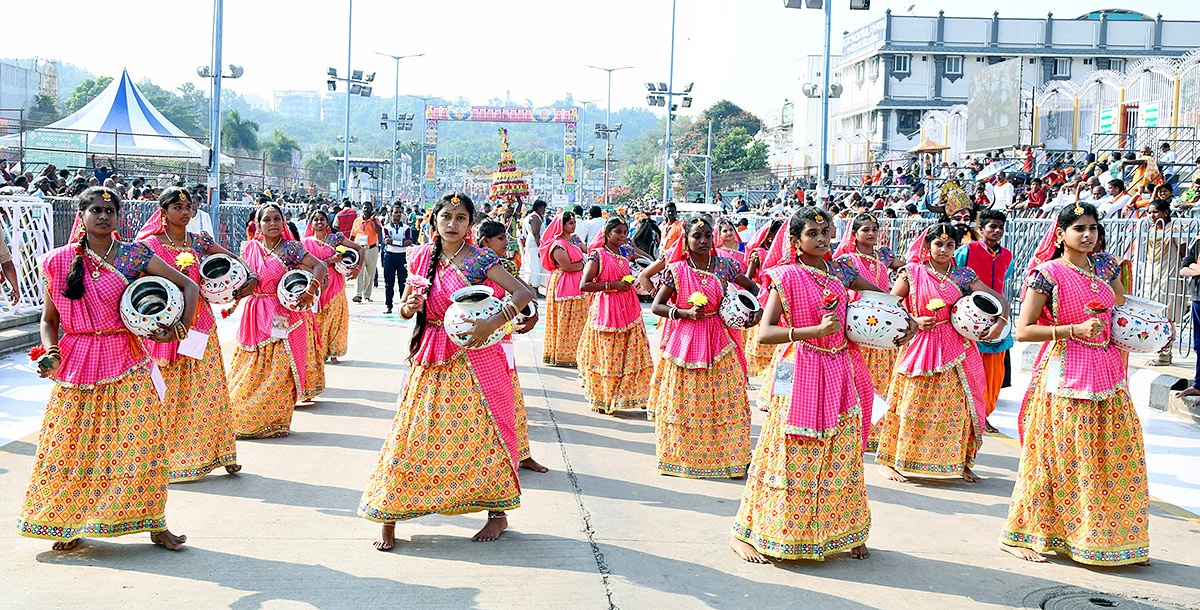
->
[607, 185, 634, 205]
[676, 100, 764, 156]
[222, 110, 260, 154]
[711, 127, 768, 174]
[622, 163, 662, 200]
[28, 94, 61, 125]
[138, 80, 205, 138]
[263, 130, 302, 181]
[64, 76, 113, 114]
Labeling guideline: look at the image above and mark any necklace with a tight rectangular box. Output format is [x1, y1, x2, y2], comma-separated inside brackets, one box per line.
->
[165, 230, 189, 249]
[447, 239, 468, 264]
[804, 260, 837, 299]
[1063, 256, 1100, 293]
[925, 262, 953, 292]
[688, 254, 715, 285]
[87, 239, 117, 279]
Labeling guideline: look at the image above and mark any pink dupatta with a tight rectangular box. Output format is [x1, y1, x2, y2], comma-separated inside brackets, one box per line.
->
[138, 234, 218, 363]
[588, 247, 640, 330]
[660, 258, 747, 375]
[301, 232, 347, 309]
[238, 239, 309, 397]
[539, 213, 585, 299]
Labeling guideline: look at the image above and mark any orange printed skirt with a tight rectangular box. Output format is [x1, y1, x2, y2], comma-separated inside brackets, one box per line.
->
[874, 365, 979, 476]
[159, 334, 238, 482]
[1000, 383, 1149, 565]
[732, 401, 870, 560]
[743, 324, 776, 378]
[861, 347, 898, 396]
[542, 291, 587, 367]
[16, 366, 169, 540]
[316, 290, 349, 359]
[358, 352, 520, 522]
[649, 350, 751, 478]
[512, 368, 531, 462]
[229, 340, 298, 439]
[578, 323, 653, 413]
[300, 318, 325, 402]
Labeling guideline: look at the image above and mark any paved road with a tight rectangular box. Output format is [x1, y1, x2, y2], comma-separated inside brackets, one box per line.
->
[1, 300, 1199, 609]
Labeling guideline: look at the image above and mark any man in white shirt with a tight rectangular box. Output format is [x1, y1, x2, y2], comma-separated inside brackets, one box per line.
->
[381, 204, 414, 314]
[736, 218, 754, 244]
[186, 195, 216, 237]
[1099, 179, 1132, 218]
[577, 206, 604, 246]
[990, 172, 1015, 210]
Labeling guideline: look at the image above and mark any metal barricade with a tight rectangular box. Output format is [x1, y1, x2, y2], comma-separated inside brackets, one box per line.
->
[0, 196, 54, 317]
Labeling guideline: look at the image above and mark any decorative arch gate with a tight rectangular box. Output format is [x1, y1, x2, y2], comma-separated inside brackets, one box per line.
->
[422, 105, 581, 207]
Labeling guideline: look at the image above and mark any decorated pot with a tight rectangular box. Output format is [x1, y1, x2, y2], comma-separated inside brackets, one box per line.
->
[1111, 295, 1172, 354]
[846, 291, 909, 350]
[333, 247, 360, 277]
[719, 285, 761, 329]
[198, 253, 248, 305]
[951, 291, 1004, 342]
[278, 269, 318, 312]
[630, 257, 653, 295]
[120, 276, 184, 338]
[508, 296, 538, 325]
[445, 285, 506, 349]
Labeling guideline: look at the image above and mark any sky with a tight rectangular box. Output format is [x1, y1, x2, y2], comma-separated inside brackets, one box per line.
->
[8, 0, 1200, 122]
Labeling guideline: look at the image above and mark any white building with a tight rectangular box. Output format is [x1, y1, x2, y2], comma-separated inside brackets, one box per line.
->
[0, 60, 40, 115]
[322, 93, 347, 125]
[834, 9, 1200, 154]
[789, 54, 842, 172]
[273, 90, 321, 122]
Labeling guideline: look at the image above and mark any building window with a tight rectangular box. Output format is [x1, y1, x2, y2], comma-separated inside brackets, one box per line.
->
[896, 110, 920, 135]
[945, 56, 963, 76]
[869, 57, 880, 81]
[855, 62, 865, 85]
[1053, 58, 1071, 78]
[1110, 59, 1126, 72]
[894, 55, 911, 74]
[854, 114, 863, 130]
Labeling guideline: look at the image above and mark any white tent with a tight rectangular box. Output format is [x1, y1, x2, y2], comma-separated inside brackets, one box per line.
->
[0, 69, 223, 160]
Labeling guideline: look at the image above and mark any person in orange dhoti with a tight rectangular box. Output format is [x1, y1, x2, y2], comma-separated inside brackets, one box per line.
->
[953, 209, 1012, 433]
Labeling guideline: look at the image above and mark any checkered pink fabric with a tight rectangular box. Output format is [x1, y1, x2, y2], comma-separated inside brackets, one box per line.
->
[139, 236, 217, 364]
[42, 244, 150, 388]
[302, 235, 346, 309]
[238, 240, 308, 394]
[590, 248, 640, 330]
[770, 264, 875, 444]
[662, 260, 744, 373]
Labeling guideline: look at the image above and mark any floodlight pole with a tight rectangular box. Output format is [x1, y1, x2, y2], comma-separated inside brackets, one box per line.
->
[342, 0, 353, 201]
[587, 65, 633, 206]
[207, 0, 223, 207]
[663, 0, 677, 204]
[818, 0, 832, 203]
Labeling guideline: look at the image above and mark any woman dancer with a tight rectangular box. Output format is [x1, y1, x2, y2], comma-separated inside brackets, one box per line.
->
[833, 212, 903, 396]
[875, 223, 1007, 483]
[715, 219, 747, 272]
[731, 207, 910, 563]
[648, 217, 761, 478]
[1000, 202, 1151, 566]
[476, 219, 548, 474]
[18, 186, 198, 551]
[578, 216, 654, 414]
[359, 193, 534, 549]
[228, 203, 327, 438]
[135, 187, 245, 481]
[742, 219, 784, 376]
[540, 211, 587, 367]
[302, 210, 363, 364]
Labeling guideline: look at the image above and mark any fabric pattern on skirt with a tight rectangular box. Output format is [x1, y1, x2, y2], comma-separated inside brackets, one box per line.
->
[1000, 383, 1149, 565]
[512, 368, 531, 462]
[578, 323, 653, 413]
[358, 353, 521, 522]
[229, 340, 298, 438]
[732, 399, 870, 560]
[743, 323, 776, 377]
[16, 366, 169, 540]
[301, 318, 326, 402]
[874, 365, 979, 476]
[543, 274, 587, 367]
[862, 347, 898, 397]
[316, 289, 349, 359]
[649, 350, 751, 478]
[158, 333, 237, 481]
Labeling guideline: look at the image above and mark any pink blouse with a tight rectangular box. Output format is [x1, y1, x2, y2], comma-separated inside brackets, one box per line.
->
[302, 232, 347, 309]
[659, 256, 745, 373]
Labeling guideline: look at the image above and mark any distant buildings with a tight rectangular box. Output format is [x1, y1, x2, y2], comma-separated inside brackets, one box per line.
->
[273, 90, 321, 122]
[0, 60, 41, 115]
[322, 93, 347, 125]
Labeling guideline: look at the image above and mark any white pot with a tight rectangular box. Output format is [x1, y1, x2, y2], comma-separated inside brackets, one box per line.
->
[333, 247, 360, 277]
[719, 285, 761, 329]
[951, 291, 1004, 342]
[120, 276, 184, 338]
[278, 269, 317, 312]
[445, 285, 506, 349]
[846, 291, 909, 350]
[198, 254, 248, 305]
[1111, 295, 1172, 354]
[509, 297, 538, 325]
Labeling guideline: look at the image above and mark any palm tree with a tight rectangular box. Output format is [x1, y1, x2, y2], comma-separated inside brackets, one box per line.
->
[221, 110, 259, 154]
[263, 130, 302, 182]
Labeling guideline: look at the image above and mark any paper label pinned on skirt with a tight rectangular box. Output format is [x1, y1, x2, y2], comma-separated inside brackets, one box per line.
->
[772, 358, 795, 396]
[149, 363, 167, 403]
[270, 315, 289, 339]
[177, 329, 208, 359]
[503, 341, 515, 370]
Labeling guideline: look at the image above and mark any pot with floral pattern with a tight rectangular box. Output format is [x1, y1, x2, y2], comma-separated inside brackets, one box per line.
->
[278, 269, 318, 312]
[120, 276, 184, 338]
[846, 291, 909, 350]
[1111, 295, 1171, 354]
[445, 285, 507, 349]
[198, 253, 248, 305]
[719, 284, 761, 329]
[951, 291, 1004, 342]
[333, 247, 360, 277]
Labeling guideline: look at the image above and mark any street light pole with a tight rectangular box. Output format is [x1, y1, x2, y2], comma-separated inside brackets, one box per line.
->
[663, 0, 677, 204]
[586, 65, 633, 206]
[818, 0, 832, 202]
[342, 0, 353, 201]
[373, 52, 424, 204]
[207, 0, 223, 207]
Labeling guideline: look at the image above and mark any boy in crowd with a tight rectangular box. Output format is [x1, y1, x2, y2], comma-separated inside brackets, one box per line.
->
[955, 209, 1012, 432]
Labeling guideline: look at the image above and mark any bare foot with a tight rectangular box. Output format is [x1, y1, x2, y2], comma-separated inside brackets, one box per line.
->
[330, 357, 340, 365]
[373, 523, 396, 551]
[1177, 387, 1200, 399]
[269, 431, 290, 438]
[850, 544, 870, 559]
[984, 420, 999, 433]
[519, 458, 549, 473]
[729, 538, 770, 563]
[998, 542, 1047, 562]
[962, 466, 982, 483]
[759, 405, 769, 412]
[472, 516, 507, 542]
[878, 464, 908, 482]
[225, 464, 242, 475]
[1138, 558, 1152, 566]
[150, 529, 187, 551]
[51, 539, 80, 551]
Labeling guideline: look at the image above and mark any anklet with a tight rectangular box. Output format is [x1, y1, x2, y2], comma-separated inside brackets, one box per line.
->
[488, 511, 507, 519]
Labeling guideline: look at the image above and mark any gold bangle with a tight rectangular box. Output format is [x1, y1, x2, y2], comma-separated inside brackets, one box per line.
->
[1051, 325, 1058, 341]
[789, 328, 796, 342]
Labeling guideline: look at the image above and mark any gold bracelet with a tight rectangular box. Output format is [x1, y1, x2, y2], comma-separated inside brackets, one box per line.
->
[1051, 325, 1058, 341]
[1069, 325, 1076, 338]
[789, 328, 796, 342]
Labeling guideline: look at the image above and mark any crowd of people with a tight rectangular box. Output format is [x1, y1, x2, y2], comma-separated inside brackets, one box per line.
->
[10, 180, 1159, 573]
